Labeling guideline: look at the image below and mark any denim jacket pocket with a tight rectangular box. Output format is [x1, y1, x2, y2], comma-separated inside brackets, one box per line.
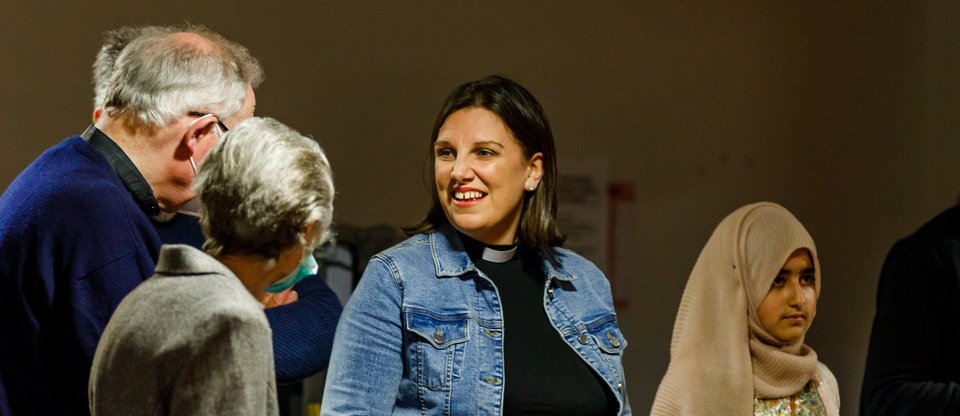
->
[583, 315, 628, 398]
[585, 318, 628, 355]
[403, 309, 470, 392]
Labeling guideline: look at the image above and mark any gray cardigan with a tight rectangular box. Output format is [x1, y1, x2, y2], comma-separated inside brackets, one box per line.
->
[89, 244, 278, 415]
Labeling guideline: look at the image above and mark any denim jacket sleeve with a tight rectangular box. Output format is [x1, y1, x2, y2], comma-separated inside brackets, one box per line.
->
[321, 256, 404, 414]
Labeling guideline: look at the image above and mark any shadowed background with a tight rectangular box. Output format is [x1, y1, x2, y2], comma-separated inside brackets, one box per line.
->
[2, 2, 958, 413]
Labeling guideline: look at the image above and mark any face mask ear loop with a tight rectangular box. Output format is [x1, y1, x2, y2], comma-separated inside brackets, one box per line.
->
[181, 117, 219, 218]
[187, 114, 225, 174]
[189, 156, 198, 175]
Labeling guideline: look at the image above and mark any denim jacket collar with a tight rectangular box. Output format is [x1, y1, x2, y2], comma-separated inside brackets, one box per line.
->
[429, 224, 578, 282]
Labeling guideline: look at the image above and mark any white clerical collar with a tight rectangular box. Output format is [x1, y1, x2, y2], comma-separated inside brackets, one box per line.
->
[481, 245, 517, 263]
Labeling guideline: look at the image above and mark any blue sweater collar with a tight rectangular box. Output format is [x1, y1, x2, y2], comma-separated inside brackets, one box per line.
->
[82, 125, 161, 216]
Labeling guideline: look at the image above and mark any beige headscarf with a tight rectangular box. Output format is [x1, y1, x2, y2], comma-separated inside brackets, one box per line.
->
[651, 202, 821, 415]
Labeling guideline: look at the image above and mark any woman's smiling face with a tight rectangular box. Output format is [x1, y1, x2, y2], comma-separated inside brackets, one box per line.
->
[434, 107, 542, 245]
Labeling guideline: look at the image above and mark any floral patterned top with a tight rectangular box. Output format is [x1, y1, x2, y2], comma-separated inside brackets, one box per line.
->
[754, 380, 827, 416]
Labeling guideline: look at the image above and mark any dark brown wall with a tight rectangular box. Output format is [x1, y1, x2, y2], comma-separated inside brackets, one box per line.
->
[2, 1, 958, 413]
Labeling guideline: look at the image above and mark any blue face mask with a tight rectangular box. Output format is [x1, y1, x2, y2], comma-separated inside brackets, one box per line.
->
[265, 251, 319, 293]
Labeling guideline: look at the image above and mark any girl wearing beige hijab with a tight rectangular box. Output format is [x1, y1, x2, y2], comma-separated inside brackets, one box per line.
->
[651, 202, 839, 415]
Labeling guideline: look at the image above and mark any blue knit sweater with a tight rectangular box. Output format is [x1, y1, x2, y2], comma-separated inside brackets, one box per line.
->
[0, 135, 342, 416]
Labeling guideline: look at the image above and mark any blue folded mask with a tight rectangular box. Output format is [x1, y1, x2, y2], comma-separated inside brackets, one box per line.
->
[266, 251, 319, 293]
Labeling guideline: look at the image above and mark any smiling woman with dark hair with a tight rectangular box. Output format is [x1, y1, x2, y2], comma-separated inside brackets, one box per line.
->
[321, 75, 630, 415]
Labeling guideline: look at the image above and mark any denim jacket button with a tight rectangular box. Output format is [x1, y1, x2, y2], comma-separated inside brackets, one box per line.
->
[608, 332, 621, 348]
[482, 376, 502, 385]
[578, 333, 589, 345]
[481, 328, 501, 338]
[433, 328, 445, 344]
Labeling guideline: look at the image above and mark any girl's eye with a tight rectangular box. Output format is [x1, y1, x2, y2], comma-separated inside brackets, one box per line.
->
[435, 148, 454, 159]
[800, 273, 817, 285]
[771, 276, 786, 288]
[477, 148, 496, 157]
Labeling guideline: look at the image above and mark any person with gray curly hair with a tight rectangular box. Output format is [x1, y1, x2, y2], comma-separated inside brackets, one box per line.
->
[90, 117, 334, 416]
[197, 117, 335, 260]
[0, 26, 263, 415]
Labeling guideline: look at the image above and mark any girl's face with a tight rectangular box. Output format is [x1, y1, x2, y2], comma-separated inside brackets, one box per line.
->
[433, 108, 542, 245]
[755, 248, 818, 343]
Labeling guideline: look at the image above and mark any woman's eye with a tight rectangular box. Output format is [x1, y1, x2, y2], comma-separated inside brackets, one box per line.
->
[476, 149, 496, 157]
[435, 148, 454, 159]
[800, 273, 817, 285]
[771, 276, 786, 287]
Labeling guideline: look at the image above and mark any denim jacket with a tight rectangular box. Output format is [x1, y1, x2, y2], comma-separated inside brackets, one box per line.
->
[322, 226, 631, 415]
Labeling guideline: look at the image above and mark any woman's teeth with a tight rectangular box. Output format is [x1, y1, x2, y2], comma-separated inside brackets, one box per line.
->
[455, 191, 484, 200]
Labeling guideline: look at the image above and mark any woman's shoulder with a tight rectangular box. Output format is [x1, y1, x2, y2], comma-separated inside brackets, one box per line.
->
[362, 233, 436, 283]
[815, 362, 837, 386]
[814, 361, 841, 413]
[375, 233, 431, 256]
[545, 247, 617, 305]
[550, 246, 606, 276]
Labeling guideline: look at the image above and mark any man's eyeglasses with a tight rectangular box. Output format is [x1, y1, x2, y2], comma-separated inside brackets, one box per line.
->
[187, 112, 230, 132]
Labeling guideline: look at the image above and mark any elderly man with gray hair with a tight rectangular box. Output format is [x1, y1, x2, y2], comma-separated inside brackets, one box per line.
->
[91, 25, 175, 122]
[0, 25, 268, 415]
[90, 117, 334, 415]
[87, 25, 344, 389]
